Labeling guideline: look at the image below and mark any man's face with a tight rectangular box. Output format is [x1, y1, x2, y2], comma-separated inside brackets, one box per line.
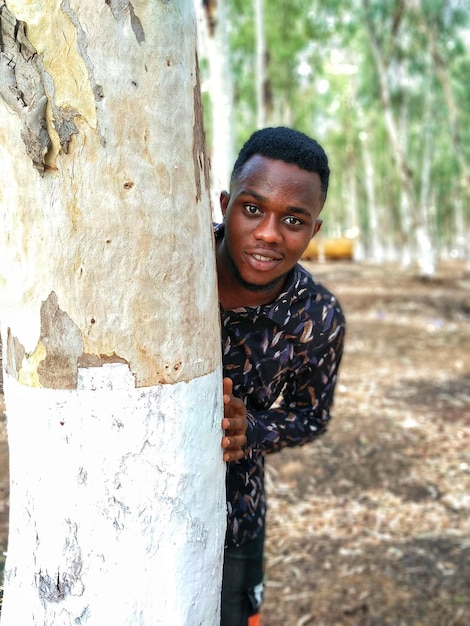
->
[220, 155, 324, 295]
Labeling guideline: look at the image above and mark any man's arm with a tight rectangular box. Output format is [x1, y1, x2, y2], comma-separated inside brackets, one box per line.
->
[244, 321, 345, 454]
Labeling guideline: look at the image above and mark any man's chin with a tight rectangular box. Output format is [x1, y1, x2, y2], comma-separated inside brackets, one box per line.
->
[228, 253, 288, 294]
[234, 270, 285, 294]
[241, 280, 282, 293]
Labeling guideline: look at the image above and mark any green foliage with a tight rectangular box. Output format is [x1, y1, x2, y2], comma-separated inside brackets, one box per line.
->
[200, 0, 470, 256]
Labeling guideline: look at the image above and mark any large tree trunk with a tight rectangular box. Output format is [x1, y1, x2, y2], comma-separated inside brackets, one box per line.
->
[0, 1, 224, 624]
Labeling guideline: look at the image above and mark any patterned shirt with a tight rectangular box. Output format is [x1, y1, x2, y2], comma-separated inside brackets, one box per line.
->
[215, 224, 346, 548]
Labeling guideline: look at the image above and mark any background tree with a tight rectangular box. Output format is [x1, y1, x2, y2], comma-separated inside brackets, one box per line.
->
[197, 0, 470, 269]
[0, 1, 224, 624]
[197, 0, 235, 218]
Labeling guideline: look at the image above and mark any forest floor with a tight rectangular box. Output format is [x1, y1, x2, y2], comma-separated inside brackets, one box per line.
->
[0, 260, 470, 625]
[262, 259, 470, 626]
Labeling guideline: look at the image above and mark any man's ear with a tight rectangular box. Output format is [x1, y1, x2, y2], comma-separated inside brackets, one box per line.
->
[220, 191, 230, 218]
[312, 218, 323, 238]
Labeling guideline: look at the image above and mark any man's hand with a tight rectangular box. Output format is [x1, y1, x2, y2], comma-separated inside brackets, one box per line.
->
[222, 377, 248, 462]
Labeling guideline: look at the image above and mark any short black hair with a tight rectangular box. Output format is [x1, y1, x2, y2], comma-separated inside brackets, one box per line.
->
[231, 126, 330, 201]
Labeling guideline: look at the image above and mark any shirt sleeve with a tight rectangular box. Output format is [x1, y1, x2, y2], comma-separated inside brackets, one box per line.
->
[244, 314, 345, 454]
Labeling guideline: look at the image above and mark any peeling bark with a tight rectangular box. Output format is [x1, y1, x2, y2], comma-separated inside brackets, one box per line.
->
[36, 292, 84, 389]
[0, 2, 51, 172]
[5, 292, 84, 389]
[105, 0, 145, 44]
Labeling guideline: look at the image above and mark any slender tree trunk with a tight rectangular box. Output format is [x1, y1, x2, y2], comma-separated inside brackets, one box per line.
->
[419, 85, 438, 258]
[254, 0, 266, 128]
[453, 194, 470, 268]
[0, 1, 224, 624]
[419, 88, 434, 216]
[197, 0, 235, 220]
[345, 160, 363, 260]
[360, 131, 383, 262]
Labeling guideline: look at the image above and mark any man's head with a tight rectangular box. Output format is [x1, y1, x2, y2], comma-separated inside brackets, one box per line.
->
[230, 126, 330, 202]
[217, 127, 330, 308]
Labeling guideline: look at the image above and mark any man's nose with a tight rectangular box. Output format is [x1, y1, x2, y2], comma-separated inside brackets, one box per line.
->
[253, 214, 282, 243]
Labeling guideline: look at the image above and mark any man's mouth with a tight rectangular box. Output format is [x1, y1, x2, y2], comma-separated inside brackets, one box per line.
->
[246, 250, 283, 272]
[252, 253, 275, 262]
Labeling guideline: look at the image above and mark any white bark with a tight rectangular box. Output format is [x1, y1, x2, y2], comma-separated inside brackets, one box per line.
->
[2, 365, 225, 625]
[416, 87, 437, 276]
[0, 1, 224, 623]
[359, 132, 383, 262]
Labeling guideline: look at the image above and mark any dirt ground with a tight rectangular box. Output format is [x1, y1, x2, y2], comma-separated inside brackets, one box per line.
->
[262, 259, 470, 626]
[0, 260, 470, 625]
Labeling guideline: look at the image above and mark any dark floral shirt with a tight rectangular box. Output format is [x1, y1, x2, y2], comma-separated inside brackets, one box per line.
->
[215, 224, 346, 548]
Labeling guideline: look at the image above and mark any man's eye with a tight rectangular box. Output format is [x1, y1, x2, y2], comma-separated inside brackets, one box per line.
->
[284, 216, 302, 226]
[244, 204, 260, 215]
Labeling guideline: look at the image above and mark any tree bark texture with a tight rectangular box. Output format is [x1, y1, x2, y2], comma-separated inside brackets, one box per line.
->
[0, 1, 224, 624]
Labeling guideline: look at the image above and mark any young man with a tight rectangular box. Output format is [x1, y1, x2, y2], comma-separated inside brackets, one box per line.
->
[216, 127, 346, 626]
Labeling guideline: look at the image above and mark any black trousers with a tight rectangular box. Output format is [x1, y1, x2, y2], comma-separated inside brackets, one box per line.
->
[220, 529, 265, 626]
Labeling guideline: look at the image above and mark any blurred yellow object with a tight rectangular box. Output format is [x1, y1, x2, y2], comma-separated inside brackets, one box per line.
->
[302, 237, 354, 261]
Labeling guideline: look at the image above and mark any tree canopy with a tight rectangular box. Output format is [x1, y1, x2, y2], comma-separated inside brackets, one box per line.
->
[199, 0, 470, 267]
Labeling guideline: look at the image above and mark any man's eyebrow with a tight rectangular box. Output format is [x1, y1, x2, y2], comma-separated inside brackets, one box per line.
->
[239, 189, 266, 202]
[286, 205, 313, 217]
[239, 189, 312, 216]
